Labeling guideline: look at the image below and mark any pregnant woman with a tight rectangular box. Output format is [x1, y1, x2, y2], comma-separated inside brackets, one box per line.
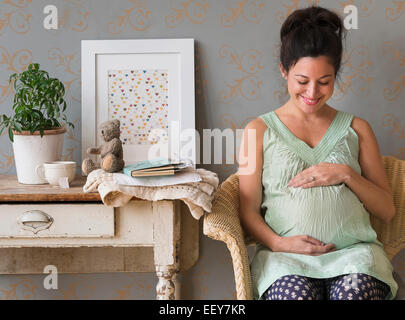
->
[238, 6, 398, 300]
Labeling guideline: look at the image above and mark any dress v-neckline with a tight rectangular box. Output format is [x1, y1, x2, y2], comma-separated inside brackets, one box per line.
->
[267, 110, 350, 166]
[271, 110, 340, 151]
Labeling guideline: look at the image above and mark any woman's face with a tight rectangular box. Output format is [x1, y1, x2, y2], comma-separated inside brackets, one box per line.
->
[281, 56, 336, 115]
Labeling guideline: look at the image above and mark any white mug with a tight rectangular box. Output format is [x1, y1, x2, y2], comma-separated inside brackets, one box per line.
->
[35, 161, 76, 186]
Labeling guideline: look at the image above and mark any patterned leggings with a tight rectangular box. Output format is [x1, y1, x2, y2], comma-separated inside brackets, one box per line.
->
[263, 274, 390, 300]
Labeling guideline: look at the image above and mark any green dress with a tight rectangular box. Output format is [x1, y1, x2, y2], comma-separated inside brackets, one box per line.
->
[250, 110, 398, 300]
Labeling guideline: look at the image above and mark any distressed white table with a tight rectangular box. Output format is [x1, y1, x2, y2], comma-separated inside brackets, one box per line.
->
[0, 175, 199, 300]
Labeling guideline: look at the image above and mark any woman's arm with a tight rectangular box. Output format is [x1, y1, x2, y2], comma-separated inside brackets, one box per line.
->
[343, 117, 396, 223]
[238, 119, 335, 255]
[238, 119, 277, 249]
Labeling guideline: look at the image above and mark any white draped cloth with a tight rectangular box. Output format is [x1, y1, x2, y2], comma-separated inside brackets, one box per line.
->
[83, 168, 219, 220]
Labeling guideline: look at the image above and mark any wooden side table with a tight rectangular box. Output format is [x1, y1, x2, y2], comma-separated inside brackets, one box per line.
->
[0, 175, 199, 300]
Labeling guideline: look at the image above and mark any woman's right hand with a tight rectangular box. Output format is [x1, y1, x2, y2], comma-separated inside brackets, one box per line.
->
[272, 235, 336, 256]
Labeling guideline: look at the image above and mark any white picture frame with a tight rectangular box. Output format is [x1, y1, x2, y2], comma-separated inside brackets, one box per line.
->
[81, 39, 196, 167]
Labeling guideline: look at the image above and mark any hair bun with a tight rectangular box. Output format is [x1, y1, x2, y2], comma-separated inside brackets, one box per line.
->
[312, 8, 343, 36]
[281, 6, 343, 40]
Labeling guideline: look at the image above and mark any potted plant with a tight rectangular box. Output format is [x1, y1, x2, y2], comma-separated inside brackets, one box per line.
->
[0, 63, 74, 184]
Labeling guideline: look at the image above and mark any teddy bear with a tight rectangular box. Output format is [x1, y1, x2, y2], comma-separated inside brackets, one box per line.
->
[82, 119, 125, 176]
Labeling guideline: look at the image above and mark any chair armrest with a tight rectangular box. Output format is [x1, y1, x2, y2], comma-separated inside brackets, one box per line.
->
[203, 173, 253, 300]
[371, 156, 405, 260]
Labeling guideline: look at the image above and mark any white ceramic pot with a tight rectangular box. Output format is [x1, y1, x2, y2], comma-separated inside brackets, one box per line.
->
[12, 127, 66, 184]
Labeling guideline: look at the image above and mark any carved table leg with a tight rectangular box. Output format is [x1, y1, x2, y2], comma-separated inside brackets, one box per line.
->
[156, 265, 178, 300]
[153, 200, 181, 300]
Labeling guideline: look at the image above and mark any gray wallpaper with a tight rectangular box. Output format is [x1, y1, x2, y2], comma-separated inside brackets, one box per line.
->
[0, 0, 404, 299]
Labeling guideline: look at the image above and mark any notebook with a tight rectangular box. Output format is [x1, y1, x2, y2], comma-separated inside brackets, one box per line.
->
[123, 157, 189, 177]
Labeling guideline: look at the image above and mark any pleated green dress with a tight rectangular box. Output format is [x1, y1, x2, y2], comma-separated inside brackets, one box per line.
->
[250, 110, 398, 300]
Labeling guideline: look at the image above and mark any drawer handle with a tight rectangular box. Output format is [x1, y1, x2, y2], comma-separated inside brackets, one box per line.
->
[17, 210, 54, 234]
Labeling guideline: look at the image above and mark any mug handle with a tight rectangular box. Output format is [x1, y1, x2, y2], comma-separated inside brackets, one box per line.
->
[35, 164, 46, 180]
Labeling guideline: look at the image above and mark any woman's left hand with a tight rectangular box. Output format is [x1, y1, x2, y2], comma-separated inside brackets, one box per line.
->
[288, 162, 351, 189]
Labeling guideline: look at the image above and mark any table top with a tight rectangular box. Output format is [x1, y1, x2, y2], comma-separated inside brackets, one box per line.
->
[0, 175, 101, 202]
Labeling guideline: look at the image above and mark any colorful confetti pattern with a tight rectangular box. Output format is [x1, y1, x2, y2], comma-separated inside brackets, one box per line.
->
[108, 69, 169, 145]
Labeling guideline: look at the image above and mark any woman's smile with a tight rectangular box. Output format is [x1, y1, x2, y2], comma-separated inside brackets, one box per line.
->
[299, 95, 322, 106]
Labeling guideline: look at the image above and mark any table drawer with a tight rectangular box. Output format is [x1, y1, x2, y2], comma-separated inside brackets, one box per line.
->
[0, 203, 114, 238]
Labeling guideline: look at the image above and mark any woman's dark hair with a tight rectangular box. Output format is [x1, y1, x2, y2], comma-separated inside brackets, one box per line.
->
[280, 6, 346, 77]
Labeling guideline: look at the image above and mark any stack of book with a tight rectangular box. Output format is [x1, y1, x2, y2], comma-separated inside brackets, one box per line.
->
[123, 158, 190, 177]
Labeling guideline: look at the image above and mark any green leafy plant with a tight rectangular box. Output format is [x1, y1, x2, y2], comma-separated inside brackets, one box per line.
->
[0, 62, 74, 142]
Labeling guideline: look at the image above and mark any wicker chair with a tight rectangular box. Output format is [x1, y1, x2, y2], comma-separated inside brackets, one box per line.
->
[203, 156, 405, 300]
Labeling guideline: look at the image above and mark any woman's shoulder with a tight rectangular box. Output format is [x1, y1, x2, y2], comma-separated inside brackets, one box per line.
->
[244, 110, 276, 131]
[241, 116, 270, 150]
[243, 116, 268, 132]
[247, 117, 267, 128]
[350, 115, 374, 137]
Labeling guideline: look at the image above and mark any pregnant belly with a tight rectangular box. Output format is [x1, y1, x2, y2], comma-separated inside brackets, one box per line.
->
[264, 184, 377, 249]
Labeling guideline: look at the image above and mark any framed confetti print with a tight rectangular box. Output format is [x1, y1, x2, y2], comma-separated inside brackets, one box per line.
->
[81, 39, 195, 166]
